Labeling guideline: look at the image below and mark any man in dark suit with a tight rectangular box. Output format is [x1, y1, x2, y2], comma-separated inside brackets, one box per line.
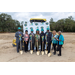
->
[15, 27, 23, 53]
[40, 28, 45, 52]
[45, 27, 52, 54]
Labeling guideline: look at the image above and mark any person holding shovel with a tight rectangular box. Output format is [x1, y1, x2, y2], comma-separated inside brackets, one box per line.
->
[24, 30, 29, 52]
[45, 27, 52, 55]
[35, 28, 40, 52]
[29, 28, 35, 52]
[40, 28, 45, 52]
[15, 27, 23, 53]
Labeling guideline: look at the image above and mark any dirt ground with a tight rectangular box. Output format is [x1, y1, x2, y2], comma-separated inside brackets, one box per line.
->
[0, 33, 75, 62]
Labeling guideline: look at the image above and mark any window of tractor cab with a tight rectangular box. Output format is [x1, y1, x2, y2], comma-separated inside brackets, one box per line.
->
[30, 20, 46, 22]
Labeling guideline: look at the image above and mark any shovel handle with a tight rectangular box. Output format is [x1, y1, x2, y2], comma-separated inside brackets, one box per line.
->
[46, 35, 47, 50]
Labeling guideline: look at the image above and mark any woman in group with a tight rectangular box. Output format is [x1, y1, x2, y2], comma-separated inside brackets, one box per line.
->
[35, 29, 40, 52]
[52, 30, 58, 55]
[24, 30, 29, 52]
[55, 31, 64, 56]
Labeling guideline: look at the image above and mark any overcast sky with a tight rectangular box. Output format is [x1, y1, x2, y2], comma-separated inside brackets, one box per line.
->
[0, 12, 75, 23]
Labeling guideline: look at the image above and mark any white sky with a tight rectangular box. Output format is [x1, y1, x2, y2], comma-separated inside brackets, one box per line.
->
[0, 12, 75, 23]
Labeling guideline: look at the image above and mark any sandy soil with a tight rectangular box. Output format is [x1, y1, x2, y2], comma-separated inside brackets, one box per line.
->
[0, 33, 75, 62]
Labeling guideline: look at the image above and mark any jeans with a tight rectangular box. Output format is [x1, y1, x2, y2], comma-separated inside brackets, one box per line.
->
[16, 41, 22, 52]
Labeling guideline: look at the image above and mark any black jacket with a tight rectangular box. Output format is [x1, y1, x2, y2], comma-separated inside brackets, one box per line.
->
[45, 32, 52, 43]
[40, 33, 45, 43]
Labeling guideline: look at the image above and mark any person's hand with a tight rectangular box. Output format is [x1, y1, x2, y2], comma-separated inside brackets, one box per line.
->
[30, 40, 32, 42]
[26, 42, 27, 44]
[56, 38, 59, 41]
[36, 40, 38, 42]
[42, 41, 44, 44]
[46, 35, 47, 37]
[19, 34, 21, 36]
[53, 37, 55, 38]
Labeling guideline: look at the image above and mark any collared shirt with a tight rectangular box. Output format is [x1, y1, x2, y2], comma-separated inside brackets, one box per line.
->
[18, 31, 21, 34]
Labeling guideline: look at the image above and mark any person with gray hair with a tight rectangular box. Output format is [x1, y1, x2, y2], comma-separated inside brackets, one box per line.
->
[52, 30, 58, 55]
[55, 31, 64, 56]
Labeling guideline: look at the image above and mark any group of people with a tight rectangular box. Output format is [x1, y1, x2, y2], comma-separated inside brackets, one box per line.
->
[15, 27, 64, 56]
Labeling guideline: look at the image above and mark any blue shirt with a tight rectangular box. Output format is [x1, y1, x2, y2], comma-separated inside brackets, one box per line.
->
[57, 34, 64, 45]
[52, 34, 58, 44]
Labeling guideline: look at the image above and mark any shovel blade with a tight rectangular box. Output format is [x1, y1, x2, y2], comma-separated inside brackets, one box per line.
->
[30, 50, 33, 54]
[45, 50, 48, 54]
[48, 53, 51, 57]
[41, 51, 44, 55]
[37, 51, 40, 55]
[20, 50, 23, 55]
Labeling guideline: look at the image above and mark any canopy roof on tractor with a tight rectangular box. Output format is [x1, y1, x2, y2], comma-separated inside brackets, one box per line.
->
[30, 18, 46, 22]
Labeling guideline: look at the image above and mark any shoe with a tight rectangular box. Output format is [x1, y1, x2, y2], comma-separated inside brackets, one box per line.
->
[53, 52, 56, 55]
[58, 54, 61, 56]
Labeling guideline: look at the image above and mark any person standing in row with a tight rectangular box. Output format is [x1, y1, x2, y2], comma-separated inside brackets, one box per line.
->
[29, 28, 35, 52]
[40, 28, 45, 52]
[52, 30, 58, 55]
[56, 31, 64, 56]
[15, 27, 23, 53]
[24, 30, 29, 52]
[45, 27, 52, 54]
[35, 29, 40, 52]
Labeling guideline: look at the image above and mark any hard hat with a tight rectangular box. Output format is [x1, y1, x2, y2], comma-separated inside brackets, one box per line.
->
[18, 27, 21, 30]
[36, 29, 39, 31]
[31, 28, 33, 31]
[41, 28, 44, 31]
[47, 27, 49, 30]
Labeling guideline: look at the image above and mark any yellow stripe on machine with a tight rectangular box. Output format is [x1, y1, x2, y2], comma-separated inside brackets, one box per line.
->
[30, 18, 46, 21]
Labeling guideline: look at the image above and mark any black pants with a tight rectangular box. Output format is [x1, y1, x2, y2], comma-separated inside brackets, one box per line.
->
[36, 47, 38, 52]
[53, 44, 57, 54]
[24, 41, 28, 52]
[30, 42, 34, 51]
[57, 45, 62, 55]
[47, 42, 51, 53]
[41, 42, 45, 51]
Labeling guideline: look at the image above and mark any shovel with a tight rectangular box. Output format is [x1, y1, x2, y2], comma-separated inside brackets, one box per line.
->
[45, 35, 48, 54]
[30, 41, 33, 54]
[19, 40, 23, 54]
[41, 42, 44, 55]
[41, 36, 44, 55]
[48, 52, 52, 57]
[36, 40, 40, 55]
[19, 36, 23, 55]
[30, 35, 33, 54]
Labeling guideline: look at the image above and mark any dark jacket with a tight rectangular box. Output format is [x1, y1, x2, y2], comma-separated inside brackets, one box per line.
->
[40, 32, 45, 43]
[45, 32, 52, 43]
[15, 31, 23, 43]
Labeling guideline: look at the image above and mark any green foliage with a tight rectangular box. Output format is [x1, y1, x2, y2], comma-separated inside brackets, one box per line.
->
[0, 13, 75, 33]
[0, 13, 23, 33]
[50, 16, 75, 32]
